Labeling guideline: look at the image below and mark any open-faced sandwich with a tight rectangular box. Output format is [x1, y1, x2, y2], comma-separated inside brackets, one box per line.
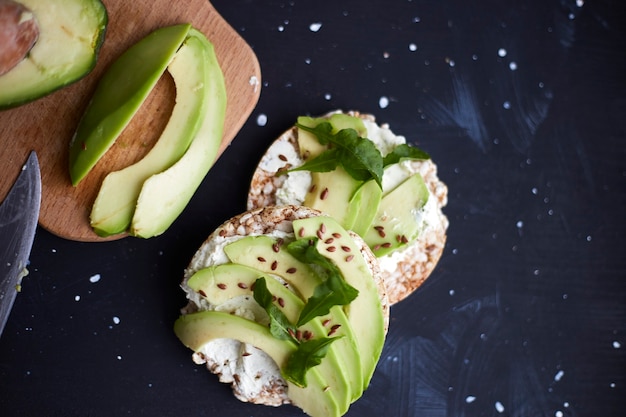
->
[175, 205, 389, 417]
[247, 111, 449, 304]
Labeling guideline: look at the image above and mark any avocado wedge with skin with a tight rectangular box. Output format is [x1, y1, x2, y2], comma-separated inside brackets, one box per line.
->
[0, 0, 107, 109]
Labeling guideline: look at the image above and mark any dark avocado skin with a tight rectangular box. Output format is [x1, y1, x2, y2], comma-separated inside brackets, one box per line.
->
[0, 0, 108, 110]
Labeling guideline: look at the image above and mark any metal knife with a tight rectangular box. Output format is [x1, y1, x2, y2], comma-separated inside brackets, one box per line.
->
[0, 151, 41, 336]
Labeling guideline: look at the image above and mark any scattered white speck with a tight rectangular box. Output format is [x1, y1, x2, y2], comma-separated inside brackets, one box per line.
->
[465, 396, 476, 403]
[256, 113, 268, 127]
[112, 316, 121, 325]
[533, 269, 540, 276]
[277, 25, 285, 32]
[539, 81, 545, 88]
[74, 295, 80, 302]
[309, 22, 322, 32]
[613, 341, 621, 349]
[449, 289, 455, 296]
[89, 274, 101, 283]
[383, 51, 390, 59]
[503, 101, 511, 109]
[586, 235, 592, 242]
[148, 383, 153, 388]
[576, 0, 584, 6]
[51, 248, 57, 253]
[324, 93, 332, 100]
[554, 370, 565, 382]
[379, 96, 389, 109]
[495, 401, 505, 413]
[568, 13, 576, 20]
[413, 16, 421, 23]
[498, 48, 507, 57]
[562, 293, 569, 300]
[305, 58, 311, 64]
[509, 61, 518, 70]
[472, 54, 478, 61]
[516, 220, 524, 229]
[532, 187, 538, 195]
[556, 411, 564, 417]
[610, 382, 616, 388]
[116, 355, 122, 360]
[249, 75, 259, 93]
[452, 248, 459, 255]
[409, 43, 417, 52]
[480, 333, 487, 340]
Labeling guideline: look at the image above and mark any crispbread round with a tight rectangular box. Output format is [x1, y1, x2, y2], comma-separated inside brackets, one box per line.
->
[181, 205, 389, 406]
[246, 111, 449, 304]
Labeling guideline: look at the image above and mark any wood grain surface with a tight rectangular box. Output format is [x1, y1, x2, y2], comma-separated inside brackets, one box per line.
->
[0, 0, 261, 242]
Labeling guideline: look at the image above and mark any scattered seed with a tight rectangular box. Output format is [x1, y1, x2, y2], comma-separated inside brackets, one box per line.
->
[238, 282, 248, 289]
[323, 386, 330, 392]
[272, 243, 280, 253]
[382, 242, 392, 248]
[309, 184, 317, 193]
[296, 330, 302, 340]
[272, 295, 277, 301]
[374, 225, 385, 231]
[332, 232, 342, 238]
[288, 328, 297, 339]
[320, 188, 329, 200]
[286, 267, 297, 274]
[317, 229, 324, 239]
[278, 154, 288, 161]
[198, 289, 207, 297]
[320, 223, 327, 234]
[258, 256, 266, 262]
[303, 330, 313, 340]
[217, 283, 227, 290]
[401, 235, 409, 244]
[345, 255, 355, 262]
[308, 239, 315, 246]
[377, 229, 386, 238]
[298, 227, 306, 237]
[326, 246, 337, 252]
[242, 352, 251, 357]
[271, 260, 278, 270]
[278, 297, 285, 307]
[325, 238, 334, 244]
[341, 246, 351, 252]
[322, 319, 331, 327]
[219, 229, 227, 237]
[374, 244, 381, 251]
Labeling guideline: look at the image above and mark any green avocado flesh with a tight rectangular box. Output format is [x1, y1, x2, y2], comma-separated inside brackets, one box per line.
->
[294, 114, 428, 257]
[69, 23, 192, 186]
[89, 30, 209, 236]
[174, 311, 340, 417]
[0, 0, 107, 109]
[176, 217, 385, 416]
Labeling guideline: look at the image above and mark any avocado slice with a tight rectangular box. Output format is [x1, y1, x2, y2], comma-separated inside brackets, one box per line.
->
[129, 28, 226, 238]
[68, 23, 191, 186]
[364, 173, 430, 257]
[89, 31, 209, 236]
[223, 235, 363, 400]
[349, 179, 383, 236]
[292, 216, 386, 390]
[174, 310, 341, 417]
[188, 262, 363, 407]
[0, 0, 107, 109]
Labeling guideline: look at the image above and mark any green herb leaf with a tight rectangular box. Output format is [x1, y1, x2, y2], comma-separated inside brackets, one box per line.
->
[287, 148, 340, 173]
[286, 239, 359, 326]
[253, 277, 297, 341]
[283, 336, 340, 387]
[294, 122, 384, 187]
[382, 143, 430, 167]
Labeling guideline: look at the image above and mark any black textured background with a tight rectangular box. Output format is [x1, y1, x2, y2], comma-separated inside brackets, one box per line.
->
[1, 0, 625, 416]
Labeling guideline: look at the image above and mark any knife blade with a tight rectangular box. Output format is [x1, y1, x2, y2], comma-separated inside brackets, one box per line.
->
[0, 151, 41, 336]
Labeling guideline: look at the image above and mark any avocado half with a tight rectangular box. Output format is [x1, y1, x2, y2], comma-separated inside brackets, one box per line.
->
[0, 0, 108, 109]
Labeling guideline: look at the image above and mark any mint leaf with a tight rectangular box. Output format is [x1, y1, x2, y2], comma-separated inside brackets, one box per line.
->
[286, 239, 359, 326]
[295, 122, 384, 187]
[382, 143, 430, 167]
[283, 337, 340, 387]
[253, 277, 297, 341]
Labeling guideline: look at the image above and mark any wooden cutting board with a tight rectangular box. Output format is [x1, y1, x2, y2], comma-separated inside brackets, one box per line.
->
[0, 0, 261, 242]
